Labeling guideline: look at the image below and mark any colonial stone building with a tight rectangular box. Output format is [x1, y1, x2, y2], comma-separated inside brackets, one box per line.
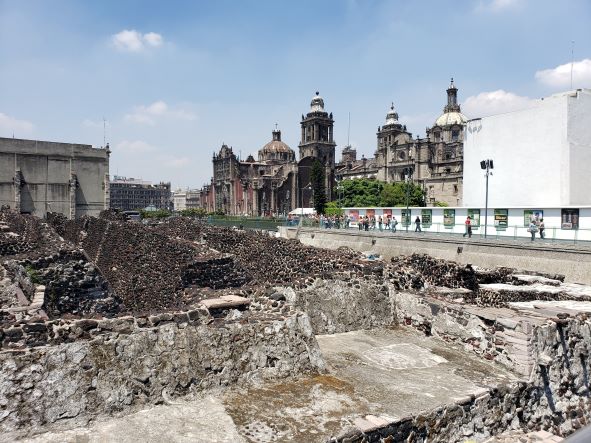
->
[336, 79, 467, 206]
[0, 137, 110, 219]
[201, 93, 336, 215]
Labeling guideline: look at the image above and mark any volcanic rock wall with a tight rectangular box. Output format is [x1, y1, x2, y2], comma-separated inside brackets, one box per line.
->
[0, 309, 325, 437]
[48, 216, 250, 313]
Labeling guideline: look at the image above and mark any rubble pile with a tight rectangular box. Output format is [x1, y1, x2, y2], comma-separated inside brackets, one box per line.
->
[386, 254, 480, 291]
[14, 251, 120, 318]
[157, 219, 382, 286]
[47, 215, 250, 313]
[0, 210, 61, 258]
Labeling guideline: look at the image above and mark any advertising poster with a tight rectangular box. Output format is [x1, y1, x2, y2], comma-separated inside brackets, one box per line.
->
[561, 208, 579, 230]
[349, 210, 359, 222]
[401, 209, 411, 226]
[494, 209, 508, 230]
[366, 209, 375, 220]
[523, 210, 543, 227]
[421, 209, 432, 227]
[383, 209, 392, 218]
[467, 209, 480, 227]
[443, 209, 455, 228]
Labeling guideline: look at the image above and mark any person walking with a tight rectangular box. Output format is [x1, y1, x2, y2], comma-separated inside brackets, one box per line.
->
[528, 219, 538, 241]
[463, 216, 472, 238]
[391, 216, 398, 233]
[415, 216, 422, 232]
[539, 218, 545, 239]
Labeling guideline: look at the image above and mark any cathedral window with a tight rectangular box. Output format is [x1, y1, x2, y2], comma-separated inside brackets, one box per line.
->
[451, 130, 459, 142]
[434, 132, 441, 141]
[398, 151, 406, 160]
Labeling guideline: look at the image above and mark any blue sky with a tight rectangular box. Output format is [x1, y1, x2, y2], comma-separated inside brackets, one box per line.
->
[1, 0, 590, 188]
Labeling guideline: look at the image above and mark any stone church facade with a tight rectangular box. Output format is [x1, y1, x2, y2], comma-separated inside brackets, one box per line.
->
[200, 93, 336, 216]
[200, 80, 467, 214]
[336, 79, 467, 206]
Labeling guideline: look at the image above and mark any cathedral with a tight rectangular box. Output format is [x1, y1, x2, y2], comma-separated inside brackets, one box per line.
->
[335, 79, 467, 206]
[200, 92, 335, 216]
[200, 80, 467, 215]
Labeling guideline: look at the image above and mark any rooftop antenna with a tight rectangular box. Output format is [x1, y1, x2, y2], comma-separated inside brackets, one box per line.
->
[275, 122, 278, 131]
[570, 40, 575, 90]
[103, 117, 106, 147]
[347, 112, 351, 147]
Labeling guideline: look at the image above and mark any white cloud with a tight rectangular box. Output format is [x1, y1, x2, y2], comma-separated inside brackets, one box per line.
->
[475, 0, 522, 12]
[143, 32, 163, 48]
[535, 59, 591, 89]
[463, 90, 536, 118]
[162, 155, 190, 168]
[0, 112, 34, 136]
[82, 118, 104, 128]
[112, 29, 164, 52]
[124, 101, 197, 125]
[115, 140, 157, 153]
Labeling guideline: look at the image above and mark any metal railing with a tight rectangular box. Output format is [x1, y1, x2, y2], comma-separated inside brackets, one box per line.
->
[289, 220, 591, 246]
[206, 216, 287, 232]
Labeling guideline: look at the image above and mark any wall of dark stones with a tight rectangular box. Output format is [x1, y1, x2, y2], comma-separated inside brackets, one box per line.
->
[46, 215, 251, 313]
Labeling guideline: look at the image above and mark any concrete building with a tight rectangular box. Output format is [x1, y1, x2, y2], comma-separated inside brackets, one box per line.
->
[463, 89, 591, 208]
[109, 176, 171, 211]
[172, 189, 201, 211]
[0, 137, 110, 218]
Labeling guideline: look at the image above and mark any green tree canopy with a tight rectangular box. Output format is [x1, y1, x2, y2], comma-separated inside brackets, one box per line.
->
[336, 178, 425, 207]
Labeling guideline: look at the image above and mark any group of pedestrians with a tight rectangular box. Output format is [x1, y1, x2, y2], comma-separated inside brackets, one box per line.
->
[528, 217, 545, 241]
[357, 215, 400, 232]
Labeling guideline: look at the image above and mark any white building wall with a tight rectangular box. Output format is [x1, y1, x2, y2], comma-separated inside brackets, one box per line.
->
[463, 90, 591, 208]
[568, 91, 591, 205]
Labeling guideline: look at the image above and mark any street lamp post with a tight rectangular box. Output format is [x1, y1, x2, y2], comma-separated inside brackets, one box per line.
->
[480, 159, 494, 238]
[404, 166, 413, 233]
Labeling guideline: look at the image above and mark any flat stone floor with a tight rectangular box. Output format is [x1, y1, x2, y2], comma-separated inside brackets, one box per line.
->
[15, 327, 520, 443]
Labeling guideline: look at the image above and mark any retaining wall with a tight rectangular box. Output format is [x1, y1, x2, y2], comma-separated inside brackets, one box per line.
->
[0, 310, 325, 438]
[280, 228, 591, 285]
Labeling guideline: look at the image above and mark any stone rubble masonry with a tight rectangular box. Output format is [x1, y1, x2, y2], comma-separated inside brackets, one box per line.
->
[331, 294, 591, 442]
[0, 309, 325, 438]
[278, 277, 395, 335]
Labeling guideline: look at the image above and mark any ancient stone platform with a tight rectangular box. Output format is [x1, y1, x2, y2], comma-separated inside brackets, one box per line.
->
[14, 328, 519, 443]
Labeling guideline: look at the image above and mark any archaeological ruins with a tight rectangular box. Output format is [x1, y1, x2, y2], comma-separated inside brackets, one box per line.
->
[1, 209, 590, 442]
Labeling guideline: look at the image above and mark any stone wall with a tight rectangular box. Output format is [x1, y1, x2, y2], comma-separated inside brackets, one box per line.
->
[277, 277, 395, 334]
[0, 310, 325, 438]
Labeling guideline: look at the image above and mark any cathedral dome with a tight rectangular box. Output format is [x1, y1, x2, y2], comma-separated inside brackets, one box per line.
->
[310, 91, 325, 112]
[385, 103, 400, 126]
[258, 129, 295, 162]
[434, 111, 467, 127]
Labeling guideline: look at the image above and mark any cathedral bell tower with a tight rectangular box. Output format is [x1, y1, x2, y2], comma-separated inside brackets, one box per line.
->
[298, 92, 336, 199]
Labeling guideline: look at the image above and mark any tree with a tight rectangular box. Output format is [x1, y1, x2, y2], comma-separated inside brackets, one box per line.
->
[324, 201, 344, 216]
[335, 178, 425, 207]
[310, 159, 327, 214]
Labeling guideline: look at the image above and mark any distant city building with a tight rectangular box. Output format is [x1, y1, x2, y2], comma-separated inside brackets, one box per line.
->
[336, 79, 466, 206]
[172, 188, 201, 211]
[464, 88, 591, 208]
[0, 137, 110, 219]
[200, 92, 336, 215]
[109, 176, 171, 211]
